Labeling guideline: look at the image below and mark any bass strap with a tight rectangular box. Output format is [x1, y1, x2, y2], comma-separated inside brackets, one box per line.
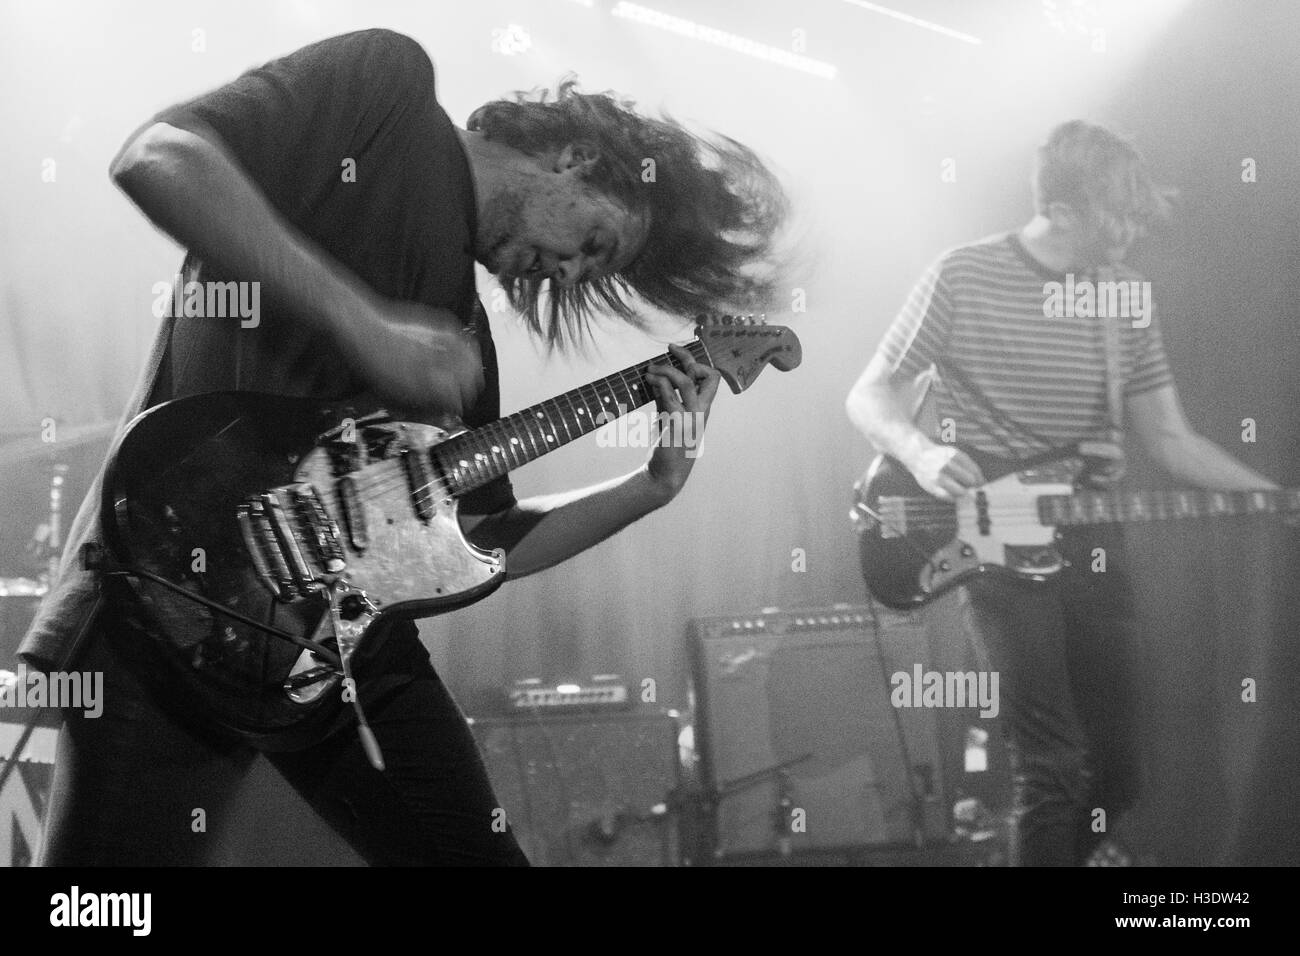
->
[1097, 265, 1126, 447]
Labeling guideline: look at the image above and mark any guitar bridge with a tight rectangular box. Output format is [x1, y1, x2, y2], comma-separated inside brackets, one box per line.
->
[237, 484, 346, 601]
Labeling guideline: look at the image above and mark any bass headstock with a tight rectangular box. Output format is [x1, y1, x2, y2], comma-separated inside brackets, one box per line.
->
[694, 314, 802, 394]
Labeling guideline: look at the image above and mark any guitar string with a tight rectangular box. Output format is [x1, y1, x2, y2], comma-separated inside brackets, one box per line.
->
[279, 333, 793, 573]
[329, 346, 707, 503]
[341, 373, 659, 503]
[876, 503, 1286, 533]
[888, 497, 1283, 519]
[286, 343, 720, 557]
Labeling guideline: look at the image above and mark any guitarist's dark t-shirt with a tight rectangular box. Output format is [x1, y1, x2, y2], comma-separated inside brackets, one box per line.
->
[21, 30, 513, 718]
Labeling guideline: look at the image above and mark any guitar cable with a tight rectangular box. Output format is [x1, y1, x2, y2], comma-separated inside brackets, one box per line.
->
[83, 543, 388, 770]
[81, 542, 342, 667]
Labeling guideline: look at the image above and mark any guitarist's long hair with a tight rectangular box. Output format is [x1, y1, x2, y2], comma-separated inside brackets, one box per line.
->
[469, 78, 791, 349]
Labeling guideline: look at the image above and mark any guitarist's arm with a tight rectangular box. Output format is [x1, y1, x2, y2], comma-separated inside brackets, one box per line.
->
[846, 353, 984, 501]
[462, 346, 720, 577]
[109, 121, 482, 416]
[1129, 384, 1279, 490]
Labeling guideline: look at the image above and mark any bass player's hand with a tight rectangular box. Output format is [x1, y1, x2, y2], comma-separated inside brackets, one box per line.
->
[906, 442, 985, 501]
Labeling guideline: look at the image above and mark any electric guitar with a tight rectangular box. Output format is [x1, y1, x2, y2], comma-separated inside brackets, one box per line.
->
[852, 446, 1300, 610]
[100, 318, 800, 741]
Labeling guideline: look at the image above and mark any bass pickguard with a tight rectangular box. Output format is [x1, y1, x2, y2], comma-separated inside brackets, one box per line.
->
[919, 471, 1074, 596]
[854, 450, 1076, 609]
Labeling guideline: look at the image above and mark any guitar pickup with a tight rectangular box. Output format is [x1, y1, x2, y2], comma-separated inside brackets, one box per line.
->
[402, 448, 434, 522]
[337, 475, 368, 552]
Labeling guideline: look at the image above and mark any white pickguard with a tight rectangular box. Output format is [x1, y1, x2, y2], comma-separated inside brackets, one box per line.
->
[920, 471, 1075, 595]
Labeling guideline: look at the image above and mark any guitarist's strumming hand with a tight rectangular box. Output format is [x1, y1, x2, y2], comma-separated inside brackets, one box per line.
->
[643, 343, 723, 500]
[907, 442, 986, 502]
[344, 297, 485, 420]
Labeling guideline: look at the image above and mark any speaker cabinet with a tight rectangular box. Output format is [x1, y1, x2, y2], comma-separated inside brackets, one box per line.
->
[689, 605, 949, 860]
[468, 710, 681, 867]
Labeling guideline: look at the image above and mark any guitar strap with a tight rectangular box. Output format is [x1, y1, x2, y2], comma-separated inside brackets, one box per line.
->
[925, 266, 1128, 469]
[1097, 265, 1126, 448]
[930, 357, 1057, 452]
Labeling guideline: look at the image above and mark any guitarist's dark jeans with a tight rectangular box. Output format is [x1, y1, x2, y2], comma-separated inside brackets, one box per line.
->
[962, 528, 1143, 866]
[37, 621, 530, 867]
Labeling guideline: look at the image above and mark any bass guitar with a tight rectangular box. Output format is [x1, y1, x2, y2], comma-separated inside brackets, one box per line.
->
[852, 446, 1299, 610]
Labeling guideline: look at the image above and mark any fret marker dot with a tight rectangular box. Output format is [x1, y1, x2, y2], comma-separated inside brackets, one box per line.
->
[536, 412, 544, 419]
[510, 437, 519, 445]
[577, 408, 585, 415]
[475, 453, 486, 461]
[491, 446, 501, 454]
[546, 435, 554, 442]
[458, 460, 468, 468]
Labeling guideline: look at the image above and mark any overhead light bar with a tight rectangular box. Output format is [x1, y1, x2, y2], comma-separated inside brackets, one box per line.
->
[842, 0, 983, 45]
[611, 2, 837, 79]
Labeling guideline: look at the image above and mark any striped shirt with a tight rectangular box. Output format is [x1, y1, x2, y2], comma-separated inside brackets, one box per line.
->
[878, 232, 1174, 459]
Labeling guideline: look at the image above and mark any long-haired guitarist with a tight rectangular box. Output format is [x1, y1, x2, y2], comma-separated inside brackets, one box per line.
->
[845, 120, 1277, 866]
[23, 29, 788, 866]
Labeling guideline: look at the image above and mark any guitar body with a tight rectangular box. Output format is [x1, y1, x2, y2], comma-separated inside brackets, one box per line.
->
[853, 449, 1075, 609]
[102, 392, 504, 740]
[98, 320, 802, 740]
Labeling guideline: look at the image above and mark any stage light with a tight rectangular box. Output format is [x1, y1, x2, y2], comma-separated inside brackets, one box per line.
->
[610, 2, 837, 80]
[490, 24, 532, 57]
[1041, 0, 1101, 36]
[841, 0, 983, 46]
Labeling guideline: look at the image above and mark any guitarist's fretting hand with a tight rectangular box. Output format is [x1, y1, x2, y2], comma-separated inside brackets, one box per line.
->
[643, 343, 722, 499]
[907, 442, 986, 502]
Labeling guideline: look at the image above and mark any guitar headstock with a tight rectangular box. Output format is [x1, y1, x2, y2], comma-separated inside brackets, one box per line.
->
[694, 314, 802, 394]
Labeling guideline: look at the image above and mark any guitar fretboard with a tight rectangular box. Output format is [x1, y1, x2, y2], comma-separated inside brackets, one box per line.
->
[431, 340, 710, 497]
[1038, 488, 1300, 526]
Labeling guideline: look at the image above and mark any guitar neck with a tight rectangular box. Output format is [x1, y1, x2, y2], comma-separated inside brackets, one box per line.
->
[431, 340, 709, 497]
[1039, 487, 1300, 526]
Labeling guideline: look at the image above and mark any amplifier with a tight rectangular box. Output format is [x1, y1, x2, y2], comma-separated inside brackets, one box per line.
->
[507, 680, 630, 712]
[689, 604, 950, 861]
[468, 710, 682, 866]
